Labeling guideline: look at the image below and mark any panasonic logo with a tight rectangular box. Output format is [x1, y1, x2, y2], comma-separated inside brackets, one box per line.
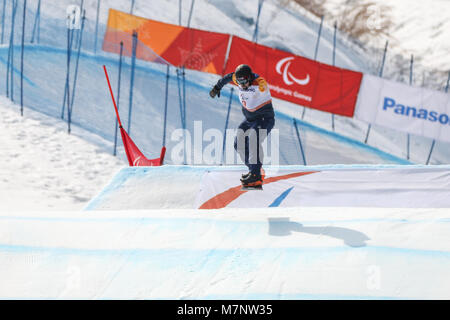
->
[382, 97, 450, 125]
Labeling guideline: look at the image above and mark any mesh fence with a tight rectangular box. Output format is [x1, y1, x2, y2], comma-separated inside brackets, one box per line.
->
[0, 0, 422, 166]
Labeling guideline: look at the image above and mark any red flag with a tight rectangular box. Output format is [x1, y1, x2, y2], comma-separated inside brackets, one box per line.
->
[103, 65, 165, 166]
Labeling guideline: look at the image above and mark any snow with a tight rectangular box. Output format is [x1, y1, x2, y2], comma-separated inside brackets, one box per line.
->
[0, 96, 124, 211]
[1, 206, 450, 299]
[0, 0, 449, 299]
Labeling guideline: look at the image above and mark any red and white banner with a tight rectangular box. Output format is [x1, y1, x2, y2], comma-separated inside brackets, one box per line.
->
[224, 37, 363, 117]
[355, 74, 450, 143]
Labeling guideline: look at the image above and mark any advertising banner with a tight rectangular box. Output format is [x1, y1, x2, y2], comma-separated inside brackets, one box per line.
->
[103, 9, 229, 74]
[355, 74, 450, 142]
[224, 37, 363, 117]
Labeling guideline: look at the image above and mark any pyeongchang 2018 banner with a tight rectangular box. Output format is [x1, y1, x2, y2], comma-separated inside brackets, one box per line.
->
[355, 74, 450, 143]
[103, 9, 229, 74]
[224, 37, 363, 117]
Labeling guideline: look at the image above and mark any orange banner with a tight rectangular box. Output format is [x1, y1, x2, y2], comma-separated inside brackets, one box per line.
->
[102, 9, 230, 74]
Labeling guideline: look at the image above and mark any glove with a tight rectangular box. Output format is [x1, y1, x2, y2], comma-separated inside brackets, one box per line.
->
[209, 85, 221, 98]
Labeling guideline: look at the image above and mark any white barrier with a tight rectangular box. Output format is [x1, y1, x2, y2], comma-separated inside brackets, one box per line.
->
[355, 74, 450, 142]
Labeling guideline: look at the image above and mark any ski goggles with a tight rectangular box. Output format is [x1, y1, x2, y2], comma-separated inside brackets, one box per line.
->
[236, 76, 250, 85]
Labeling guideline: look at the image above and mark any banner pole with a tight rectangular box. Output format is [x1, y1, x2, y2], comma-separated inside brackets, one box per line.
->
[30, 0, 40, 43]
[9, 0, 18, 102]
[222, 87, 234, 165]
[187, 0, 195, 28]
[61, 12, 75, 120]
[20, 0, 26, 116]
[94, 0, 100, 53]
[113, 42, 124, 156]
[365, 40, 388, 144]
[331, 21, 337, 132]
[406, 54, 414, 160]
[162, 64, 170, 148]
[221, 34, 233, 76]
[252, 0, 264, 43]
[302, 14, 324, 120]
[68, 9, 86, 134]
[293, 119, 307, 165]
[127, 30, 137, 134]
[176, 68, 186, 164]
[427, 71, 449, 165]
[178, 0, 182, 26]
[0, 0, 5, 44]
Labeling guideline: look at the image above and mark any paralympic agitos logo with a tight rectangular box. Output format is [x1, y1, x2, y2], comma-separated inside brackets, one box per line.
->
[276, 57, 310, 86]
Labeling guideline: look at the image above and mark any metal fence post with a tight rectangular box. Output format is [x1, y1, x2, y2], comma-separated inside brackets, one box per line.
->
[293, 119, 306, 165]
[302, 14, 324, 120]
[67, 9, 86, 134]
[426, 71, 450, 165]
[365, 40, 388, 144]
[162, 64, 170, 148]
[113, 42, 124, 156]
[20, 0, 26, 116]
[127, 30, 138, 134]
[94, 0, 100, 53]
[222, 87, 234, 164]
[30, 0, 40, 43]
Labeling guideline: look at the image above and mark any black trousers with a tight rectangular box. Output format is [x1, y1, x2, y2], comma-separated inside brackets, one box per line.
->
[233, 116, 275, 175]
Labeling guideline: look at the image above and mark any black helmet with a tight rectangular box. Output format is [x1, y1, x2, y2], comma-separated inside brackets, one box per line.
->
[235, 64, 252, 85]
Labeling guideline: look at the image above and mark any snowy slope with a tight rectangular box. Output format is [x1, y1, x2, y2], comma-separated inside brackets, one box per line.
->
[0, 96, 124, 211]
[2, 206, 450, 299]
[324, 0, 450, 73]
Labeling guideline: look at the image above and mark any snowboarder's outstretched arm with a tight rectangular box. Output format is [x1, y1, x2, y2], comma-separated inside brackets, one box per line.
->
[209, 73, 234, 98]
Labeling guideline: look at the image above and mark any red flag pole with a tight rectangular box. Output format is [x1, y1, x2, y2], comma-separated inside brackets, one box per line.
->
[103, 65, 123, 128]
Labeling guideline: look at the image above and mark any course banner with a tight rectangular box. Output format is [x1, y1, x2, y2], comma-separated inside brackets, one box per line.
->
[224, 37, 363, 117]
[355, 74, 450, 143]
[102, 9, 229, 74]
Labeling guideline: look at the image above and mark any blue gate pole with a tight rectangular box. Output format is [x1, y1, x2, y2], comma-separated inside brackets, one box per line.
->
[6, 0, 15, 97]
[73, 0, 84, 50]
[222, 87, 234, 164]
[407, 54, 414, 160]
[61, 25, 75, 119]
[331, 21, 337, 131]
[30, 0, 40, 43]
[113, 42, 124, 156]
[176, 68, 186, 164]
[130, 0, 135, 14]
[302, 14, 324, 120]
[127, 30, 137, 135]
[20, 0, 26, 116]
[252, 0, 264, 43]
[365, 40, 388, 144]
[1, 0, 6, 44]
[182, 65, 186, 130]
[7, 0, 18, 102]
[427, 71, 450, 165]
[36, 0, 40, 43]
[293, 118, 306, 165]
[187, 0, 195, 28]
[68, 9, 86, 134]
[94, 0, 100, 53]
[65, 28, 72, 133]
[162, 64, 170, 148]
[178, 0, 182, 25]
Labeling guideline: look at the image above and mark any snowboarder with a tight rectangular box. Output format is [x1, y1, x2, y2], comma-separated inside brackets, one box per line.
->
[209, 64, 275, 190]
